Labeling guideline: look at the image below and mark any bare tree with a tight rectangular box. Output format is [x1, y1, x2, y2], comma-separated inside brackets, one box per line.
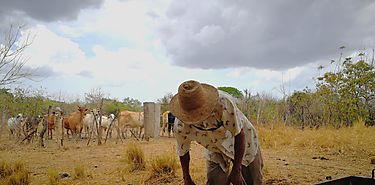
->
[84, 87, 106, 108]
[0, 24, 34, 86]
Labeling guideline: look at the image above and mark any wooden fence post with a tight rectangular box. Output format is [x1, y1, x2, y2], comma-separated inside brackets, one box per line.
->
[0, 110, 5, 138]
[39, 106, 51, 147]
[61, 110, 64, 147]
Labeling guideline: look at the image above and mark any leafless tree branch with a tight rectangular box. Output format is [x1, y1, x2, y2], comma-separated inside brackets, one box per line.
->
[0, 24, 35, 86]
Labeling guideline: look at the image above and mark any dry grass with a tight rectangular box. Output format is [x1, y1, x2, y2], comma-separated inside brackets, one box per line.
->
[0, 121, 374, 185]
[73, 164, 85, 179]
[258, 121, 375, 154]
[0, 160, 30, 185]
[146, 151, 180, 184]
[123, 142, 146, 172]
[46, 168, 59, 185]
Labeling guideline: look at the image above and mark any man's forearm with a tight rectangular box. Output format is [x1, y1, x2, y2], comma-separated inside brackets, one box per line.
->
[233, 128, 245, 171]
[179, 152, 192, 179]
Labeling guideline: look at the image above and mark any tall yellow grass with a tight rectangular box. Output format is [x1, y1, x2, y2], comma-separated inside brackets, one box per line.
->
[150, 151, 179, 177]
[123, 142, 146, 172]
[46, 168, 59, 184]
[258, 121, 375, 154]
[145, 151, 180, 184]
[74, 164, 86, 179]
[0, 160, 30, 185]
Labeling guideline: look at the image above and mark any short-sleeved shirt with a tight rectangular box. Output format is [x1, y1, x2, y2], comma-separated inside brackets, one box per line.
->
[168, 112, 175, 124]
[174, 91, 259, 172]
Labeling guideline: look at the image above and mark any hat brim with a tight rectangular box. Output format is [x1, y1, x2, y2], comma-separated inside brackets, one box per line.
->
[169, 83, 219, 123]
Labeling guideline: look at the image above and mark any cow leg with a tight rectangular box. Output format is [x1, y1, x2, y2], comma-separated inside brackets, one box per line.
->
[9, 129, 13, 140]
[79, 127, 83, 139]
[122, 128, 128, 139]
[66, 129, 71, 139]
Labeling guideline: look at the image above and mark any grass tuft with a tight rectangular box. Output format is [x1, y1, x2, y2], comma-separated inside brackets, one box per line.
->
[74, 164, 85, 179]
[46, 168, 59, 184]
[149, 151, 179, 177]
[145, 151, 179, 184]
[0, 160, 30, 185]
[123, 143, 146, 172]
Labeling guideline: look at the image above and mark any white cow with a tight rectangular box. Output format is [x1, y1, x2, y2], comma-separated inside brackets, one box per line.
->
[100, 113, 117, 138]
[102, 113, 116, 129]
[7, 114, 24, 139]
[83, 110, 116, 139]
[82, 111, 98, 138]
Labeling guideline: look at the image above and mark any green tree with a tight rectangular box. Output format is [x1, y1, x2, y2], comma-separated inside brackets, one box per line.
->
[218, 86, 243, 98]
[122, 97, 142, 112]
[316, 54, 374, 126]
[102, 98, 128, 114]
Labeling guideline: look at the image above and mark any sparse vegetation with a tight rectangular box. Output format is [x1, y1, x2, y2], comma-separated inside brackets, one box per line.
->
[74, 164, 85, 179]
[0, 47, 373, 184]
[150, 151, 179, 177]
[146, 151, 179, 184]
[0, 160, 30, 185]
[258, 121, 375, 154]
[46, 168, 59, 184]
[123, 143, 146, 172]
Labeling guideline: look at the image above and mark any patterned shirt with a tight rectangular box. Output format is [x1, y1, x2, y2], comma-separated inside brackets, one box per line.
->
[174, 91, 259, 172]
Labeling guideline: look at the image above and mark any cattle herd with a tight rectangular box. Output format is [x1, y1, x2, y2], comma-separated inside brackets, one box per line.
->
[6, 106, 175, 144]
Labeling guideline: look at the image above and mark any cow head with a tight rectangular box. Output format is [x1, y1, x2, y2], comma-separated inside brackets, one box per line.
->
[91, 108, 101, 118]
[77, 106, 88, 116]
[15, 113, 24, 122]
[109, 113, 115, 120]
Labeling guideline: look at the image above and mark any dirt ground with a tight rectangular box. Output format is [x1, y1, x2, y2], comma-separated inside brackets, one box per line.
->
[0, 129, 374, 185]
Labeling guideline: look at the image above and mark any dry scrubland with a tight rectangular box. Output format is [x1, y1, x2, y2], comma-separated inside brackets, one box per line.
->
[0, 122, 374, 185]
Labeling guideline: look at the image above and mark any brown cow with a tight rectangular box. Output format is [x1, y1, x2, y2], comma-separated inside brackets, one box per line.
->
[63, 106, 88, 139]
[117, 110, 144, 139]
[47, 112, 62, 139]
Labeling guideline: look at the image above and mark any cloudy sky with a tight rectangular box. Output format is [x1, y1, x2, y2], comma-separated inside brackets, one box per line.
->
[1, 0, 374, 102]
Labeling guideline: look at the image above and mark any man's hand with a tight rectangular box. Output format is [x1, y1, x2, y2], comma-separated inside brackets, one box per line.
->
[226, 167, 246, 185]
[183, 175, 196, 185]
[227, 128, 246, 185]
[180, 152, 196, 185]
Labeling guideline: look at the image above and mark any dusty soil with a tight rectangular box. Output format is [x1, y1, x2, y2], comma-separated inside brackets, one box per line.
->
[0, 131, 374, 185]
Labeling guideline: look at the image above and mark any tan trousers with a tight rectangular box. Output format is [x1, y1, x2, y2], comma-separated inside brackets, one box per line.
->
[206, 148, 263, 185]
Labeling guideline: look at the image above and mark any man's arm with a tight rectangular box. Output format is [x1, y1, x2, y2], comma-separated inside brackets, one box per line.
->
[227, 128, 246, 185]
[233, 128, 245, 171]
[179, 152, 196, 185]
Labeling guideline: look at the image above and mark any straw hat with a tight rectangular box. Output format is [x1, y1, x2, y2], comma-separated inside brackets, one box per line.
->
[169, 80, 219, 123]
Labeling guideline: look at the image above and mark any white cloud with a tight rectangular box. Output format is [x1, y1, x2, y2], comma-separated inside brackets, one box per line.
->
[22, 25, 86, 75]
[11, 0, 339, 102]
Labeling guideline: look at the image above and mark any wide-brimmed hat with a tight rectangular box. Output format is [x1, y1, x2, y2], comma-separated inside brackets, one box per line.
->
[169, 80, 219, 123]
